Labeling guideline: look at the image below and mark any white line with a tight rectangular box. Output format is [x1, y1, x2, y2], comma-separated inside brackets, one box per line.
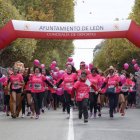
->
[68, 109, 74, 140]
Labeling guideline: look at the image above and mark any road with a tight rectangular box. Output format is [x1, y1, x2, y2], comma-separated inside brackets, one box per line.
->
[0, 108, 140, 140]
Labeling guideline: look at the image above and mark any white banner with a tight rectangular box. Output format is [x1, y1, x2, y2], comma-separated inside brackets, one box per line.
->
[12, 20, 131, 32]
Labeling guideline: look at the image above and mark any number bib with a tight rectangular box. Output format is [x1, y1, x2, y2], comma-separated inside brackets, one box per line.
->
[34, 84, 41, 90]
[13, 82, 19, 89]
[79, 93, 85, 99]
[121, 86, 129, 92]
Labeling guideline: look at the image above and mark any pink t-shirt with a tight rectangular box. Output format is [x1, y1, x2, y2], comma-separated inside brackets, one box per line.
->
[25, 80, 32, 91]
[61, 73, 77, 94]
[122, 78, 136, 92]
[106, 74, 120, 93]
[10, 74, 23, 89]
[30, 74, 46, 93]
[74, 80, 90, 101]
[88, 74, 101, 92]
[77, 69, 90, 77]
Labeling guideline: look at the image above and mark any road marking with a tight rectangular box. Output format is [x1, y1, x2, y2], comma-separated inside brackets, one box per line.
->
[68, 109, 74, 140]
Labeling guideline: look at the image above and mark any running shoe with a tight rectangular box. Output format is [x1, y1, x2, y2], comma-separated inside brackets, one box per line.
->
[41, 109, 45, 113]
[30, 114, 34, 119]
[110, 113, 113, 118]
[94, 113, 96, 118]
[6, 113, 10, 116]
[67, 114, 70, 119]
[35, 115, 39, 119]
[84, 119, 88, 123]
[79, 113, 82, 119]
[27, 112, 31, 116]
[98, 113, 101, 117]
[21, 114, 25, 118]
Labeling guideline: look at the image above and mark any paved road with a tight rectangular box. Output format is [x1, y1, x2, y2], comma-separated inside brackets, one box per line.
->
[0, 108, 140, 140]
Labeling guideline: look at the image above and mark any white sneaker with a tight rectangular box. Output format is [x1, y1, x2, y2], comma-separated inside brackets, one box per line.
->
[30, 114, 35, 119]
[21, 114, 25, 118]
[67, 114, 70, 119]
[35, 115, 39, 119]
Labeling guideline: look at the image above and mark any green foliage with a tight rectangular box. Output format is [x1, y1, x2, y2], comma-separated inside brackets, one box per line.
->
[93, 0, 140, 72]
[0, 0, 74, 68]
[0, 0, 37, 67]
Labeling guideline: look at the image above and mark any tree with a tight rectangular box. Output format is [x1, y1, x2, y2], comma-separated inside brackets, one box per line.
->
[0, 0, 37, 67]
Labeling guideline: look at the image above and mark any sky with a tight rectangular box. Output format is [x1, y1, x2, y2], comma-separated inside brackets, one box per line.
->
[72, 0, 135, 69]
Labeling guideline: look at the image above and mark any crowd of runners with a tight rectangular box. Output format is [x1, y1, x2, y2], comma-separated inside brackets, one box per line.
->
[0, 59, 137, 123]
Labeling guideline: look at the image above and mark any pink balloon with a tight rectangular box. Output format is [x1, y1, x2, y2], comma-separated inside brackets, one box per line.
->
[137, 67, 140, 71]
[46, 76, 51, 81]
[34, 59, 40, 66]
[132, 59, 136, 65]
[0, 77, 6, 83]
[52, 72, 58, 79]
[120, 75, 126, 84]
[40, 64, 45, 69]
[70, 61, 74, 66]
[123, 63, 129, 70]
[52, 61, 57, 67]
[89, 63, 93, 70]
[54, 67, 59, 72]
[56, 88, 63, 96]
[134, 64, 139, 70]
[67, 57, 73, 62]
[85, 64, 88, 69]
[50, 64, 55, 70]
[58, 70, 65, 78]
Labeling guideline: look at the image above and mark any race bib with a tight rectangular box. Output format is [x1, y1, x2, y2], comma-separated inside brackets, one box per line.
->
[79, 93, 85, 99]
[34, 84, 41, 90]
[13, 82, 19, 88]
[65, 83, 72, 88]
[121, 86, 129, 92]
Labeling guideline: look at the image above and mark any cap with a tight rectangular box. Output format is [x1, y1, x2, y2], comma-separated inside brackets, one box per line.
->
[80, 61, 85, 66]
[109, 66, 115, 70]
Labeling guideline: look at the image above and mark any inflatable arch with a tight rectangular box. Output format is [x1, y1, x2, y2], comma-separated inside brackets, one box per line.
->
[0, 20, 140, 50]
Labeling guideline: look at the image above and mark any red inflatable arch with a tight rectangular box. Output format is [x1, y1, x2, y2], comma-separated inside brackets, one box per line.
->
[0, 20, 140, 50]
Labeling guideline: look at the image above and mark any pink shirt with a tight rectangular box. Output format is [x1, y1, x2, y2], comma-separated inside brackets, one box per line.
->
[122, 78, 136, 92]
[30, 74, 46, 93]
[25, 80, 32, 91]
[74, 80, 90, 101]
[10, 74, 23, 89]
[61, 73, 77, 94]
[106, 74, 120, 87]
[106, 74, 120, 93]
[88, 74, 101, 92]
[77, 69, 90, 78]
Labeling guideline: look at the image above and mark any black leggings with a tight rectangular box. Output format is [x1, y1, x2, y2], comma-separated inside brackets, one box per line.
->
[63, 90, 71, 114]
[32, 92, 44, 115]
[108, 94, 118, 116]
[128, 92, 136, 106]
[52, 93, 57, 109]
[89, 92, 101, 114]
[77, 99, 88, 119]
[21, 94, 26, 114]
